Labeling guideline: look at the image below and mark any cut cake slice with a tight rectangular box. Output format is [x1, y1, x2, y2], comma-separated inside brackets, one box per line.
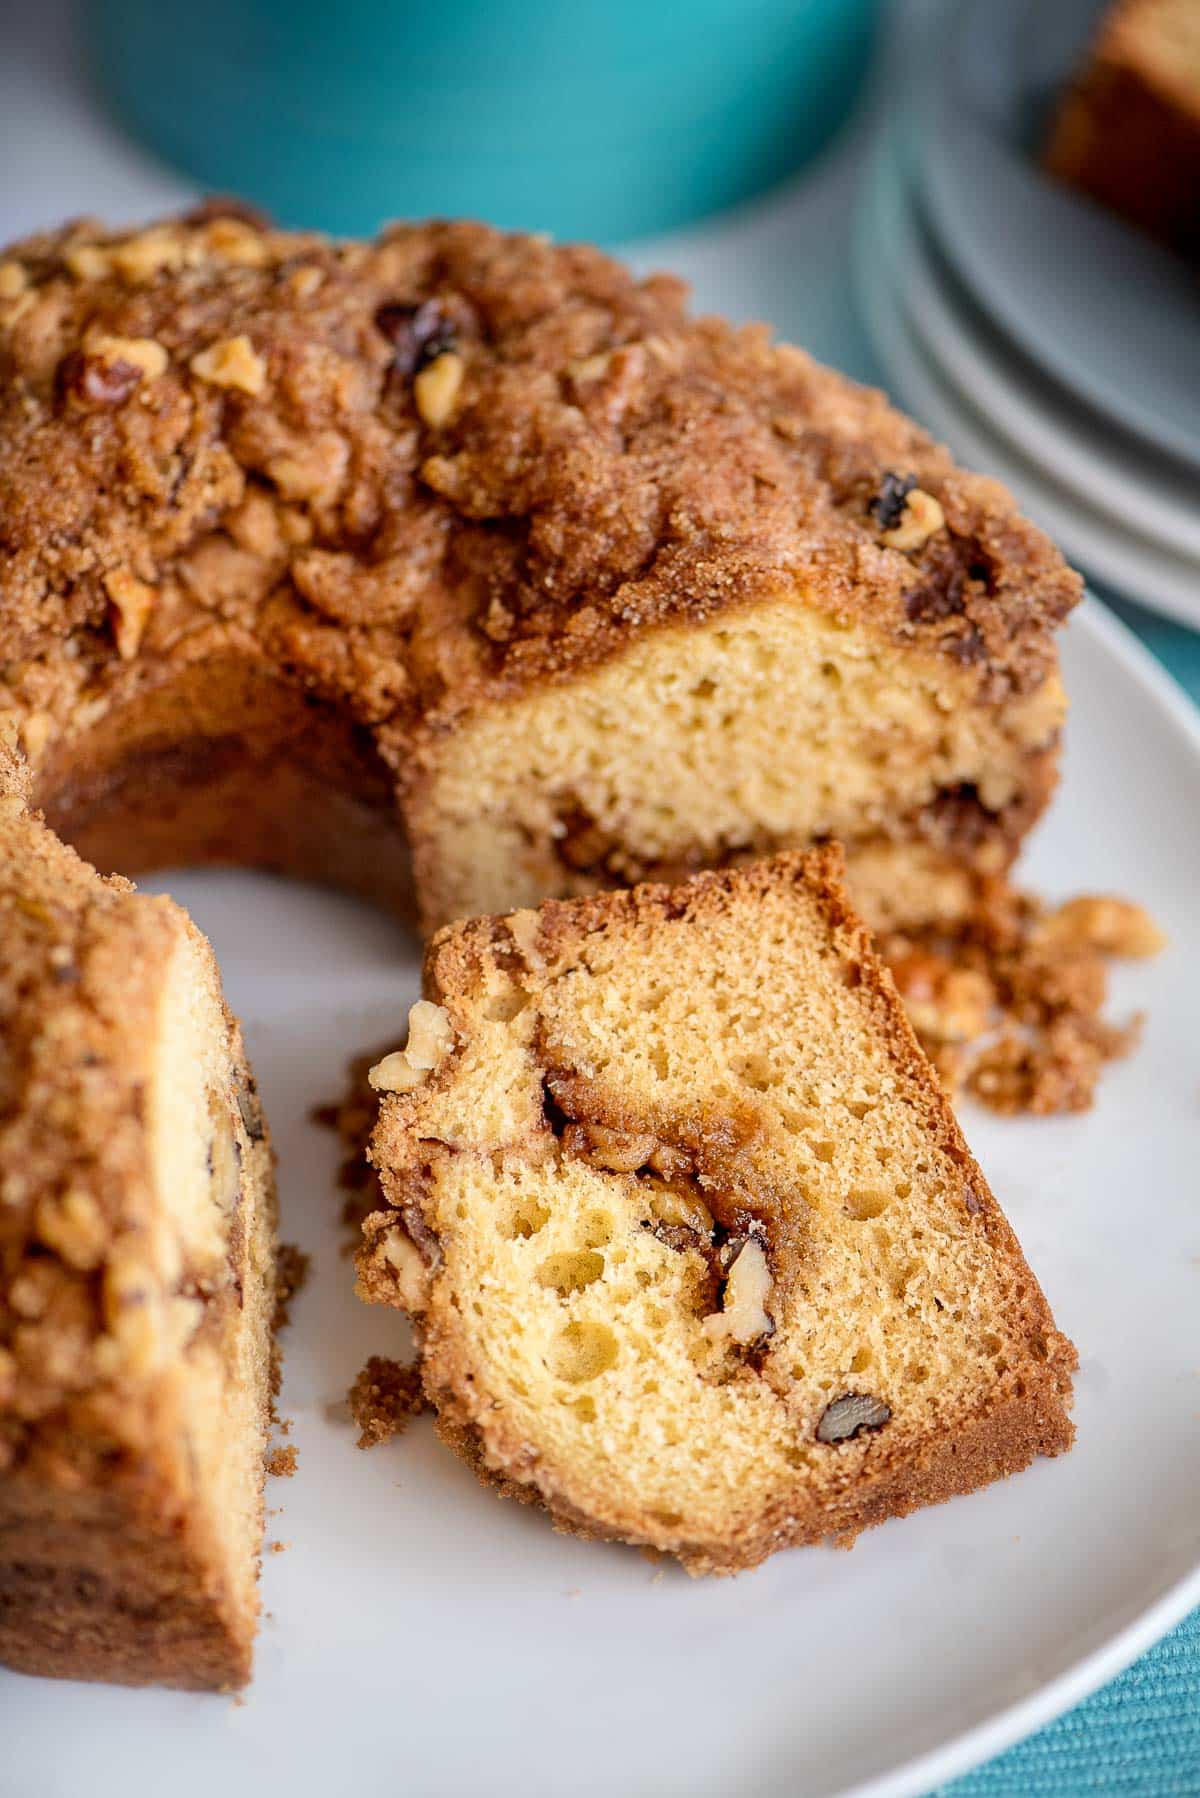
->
[359, 847, 1076, 1573]
[0, 740, 278, 1688]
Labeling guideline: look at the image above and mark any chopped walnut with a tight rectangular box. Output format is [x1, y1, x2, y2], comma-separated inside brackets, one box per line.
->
[62, 243, 111, 281]
[506, 908, 544, 967]
[265, 430, 348, 502]
[18, 710, 54, 762]
[0, 261, 27, 299]
[58, 350, 143, 411]
[369, 1000, 456, 1093]
[1033, 896, 1166, 959]
[288, 264, 325, 300]
[85, 331, 168, 381]
[414, 350, 464, 427]
[647, 1181, 713, 1239]
[34, 1188, 108, 1270]
[564, 1123, 657, 1172]
[881, 487, 945, 551]
[196, 217, 270, 266]
[110, 227, 186, 284]
[889, 949, 993, 1044]
[190, 334, 267, 395]
[878, 871, 1158, 1115]
[569, 351, 611, 384]
[380, 1227, 431, 1311]
[702, 1236, 773, 1346]
[104, 569, 156, 659]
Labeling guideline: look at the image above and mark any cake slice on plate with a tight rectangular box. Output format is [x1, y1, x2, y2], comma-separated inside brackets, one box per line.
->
[359, 847, 1076, 1573]
[0, 736, 278, 1688]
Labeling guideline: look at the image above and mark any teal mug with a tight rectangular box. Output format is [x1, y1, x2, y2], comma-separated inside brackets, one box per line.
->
[88, 0, 879, 241]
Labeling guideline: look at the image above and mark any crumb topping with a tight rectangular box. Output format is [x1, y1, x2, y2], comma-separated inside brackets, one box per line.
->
[348, 1355, 428, 1448]
[0, 211, 1080, 759]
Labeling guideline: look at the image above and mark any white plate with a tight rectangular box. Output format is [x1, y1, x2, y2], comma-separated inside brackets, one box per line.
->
[853, 188, 1200, 634]
[870, 141, 1200, 567]
[3, 601, 1199, 1798]
[916, 0, 1200, 474]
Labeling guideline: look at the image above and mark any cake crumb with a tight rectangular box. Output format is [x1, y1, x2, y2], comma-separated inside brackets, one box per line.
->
[273, 1243, 311, 1330]
[267, 1445, 298, 1478]
[880, 880, 1161, 1115]
[313, 1043, 395, 1250]
[270, 1242, 312, 1405]
[348, 1355, 429, 1448]
[268, 1540, 290, 1554]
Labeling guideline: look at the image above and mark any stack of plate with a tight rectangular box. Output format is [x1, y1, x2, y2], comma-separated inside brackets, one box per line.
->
[853, 0, 1200, 631]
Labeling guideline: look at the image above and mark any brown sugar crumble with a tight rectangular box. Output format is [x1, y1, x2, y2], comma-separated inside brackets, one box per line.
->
[273, 1242, 311, 1333]
[266, 1445, 298, 1478]
[348, 1355, 428, 1449]
[881, 883, 1164, 1114]
[312, 1048, 393, 1252]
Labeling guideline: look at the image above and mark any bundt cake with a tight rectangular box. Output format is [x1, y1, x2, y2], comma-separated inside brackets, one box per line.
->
[358, 848, 1076, 1573]
[0, 727, 277, 1689]
[0, 205, 1082, 1684]
[0, 208, 1078, 941]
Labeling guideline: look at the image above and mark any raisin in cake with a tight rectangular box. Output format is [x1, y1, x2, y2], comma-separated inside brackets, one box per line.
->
[359, 849, 1076, 1572]
[0, 729, 277, 1688]
[1045, 0, 1200, 258]
[0, 210, 1078, 941]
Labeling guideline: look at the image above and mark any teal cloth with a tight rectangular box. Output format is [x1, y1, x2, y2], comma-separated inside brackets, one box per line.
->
[936, 589, 1200, 1795]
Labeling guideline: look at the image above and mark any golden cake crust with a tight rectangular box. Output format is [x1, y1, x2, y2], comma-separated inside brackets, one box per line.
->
[0, 726, 277, 1688]
[361, 848, 1076, 1574]
[0, 211, 1079, 761]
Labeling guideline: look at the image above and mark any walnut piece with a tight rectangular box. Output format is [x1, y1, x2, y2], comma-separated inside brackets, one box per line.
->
[18, 710, 54, 762]
[414, 350, 464, 427]
[380, 1226, 431, 1311]
[104, 569, 157, 659]
[369, 1000, 456, 1093]
[190, 333, 267, 395]
[111, 227, 186, 284]
[816, 1391, 891, 1443]
[566, 1123, 656, 1172]
[104, 569, 157, 660]
[891, 952, 993, 1045]
[702, 1237, 773, 1346]
[881, 487, 945, 552]
[86, 331, 168, 381]
[1034, 896, 1166, 959]
[0, 261, 27, 299]
[647, 1182, 713, 1239]
[196, 217, 270, 266]
[62, 243, 111, 281]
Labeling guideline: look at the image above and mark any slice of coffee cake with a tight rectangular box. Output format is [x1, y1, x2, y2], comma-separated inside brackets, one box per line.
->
[359, 848, 1075, 1573]
[0, 748, 277, 1688]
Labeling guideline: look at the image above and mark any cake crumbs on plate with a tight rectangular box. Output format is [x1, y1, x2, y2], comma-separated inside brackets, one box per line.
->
[267, 1445, 298, 1478]
[348, 1355, 429, 1449]
[880, 879, 1163, 1115]
[312, 1046, 394, 1252]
